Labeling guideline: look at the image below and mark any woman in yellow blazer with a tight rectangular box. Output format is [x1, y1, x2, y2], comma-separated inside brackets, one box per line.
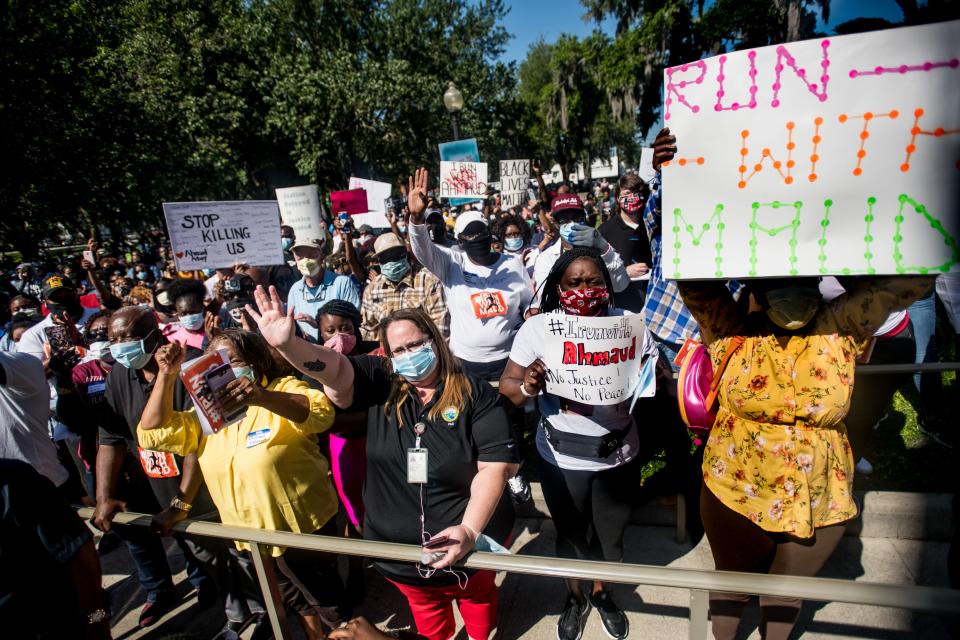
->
[138, 328, 347, 640]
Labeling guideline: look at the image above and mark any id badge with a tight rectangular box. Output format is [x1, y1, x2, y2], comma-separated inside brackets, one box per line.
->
[407, 448, 428, 484]
[246, 428, 271, 448]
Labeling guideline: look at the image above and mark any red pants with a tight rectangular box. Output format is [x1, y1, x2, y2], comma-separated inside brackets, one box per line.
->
[388, 569, 498, 640]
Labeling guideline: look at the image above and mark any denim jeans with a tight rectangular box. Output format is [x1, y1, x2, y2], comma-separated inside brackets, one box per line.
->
[907, 291, 940, 416]
[114, 523, 176, 601]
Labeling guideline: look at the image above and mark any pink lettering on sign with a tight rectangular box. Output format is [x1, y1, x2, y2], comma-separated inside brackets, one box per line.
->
[849, 58, 959, 78]
[665, 61, 707, 120]
[901, 108, 960, 173]
[771, 40, 831, 108]
[838, 110, 900, 176]
[715, 51, 758, 112]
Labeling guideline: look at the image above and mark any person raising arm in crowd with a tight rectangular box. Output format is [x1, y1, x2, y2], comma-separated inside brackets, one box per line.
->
[246, 287, 518, 640]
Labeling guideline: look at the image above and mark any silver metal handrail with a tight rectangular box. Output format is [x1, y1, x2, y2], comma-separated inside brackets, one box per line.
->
[78, 508, 960, 640]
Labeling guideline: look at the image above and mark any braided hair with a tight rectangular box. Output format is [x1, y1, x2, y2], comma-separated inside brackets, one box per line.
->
[317, 299, 363, 341]
[538, 247, 615, 314]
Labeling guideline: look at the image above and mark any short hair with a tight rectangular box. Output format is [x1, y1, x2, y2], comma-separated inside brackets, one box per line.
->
[167, 277, 206, 307]
[617, 173, 649, 198]
[83, 310, 113, 340]
[317, 299, 362, 341]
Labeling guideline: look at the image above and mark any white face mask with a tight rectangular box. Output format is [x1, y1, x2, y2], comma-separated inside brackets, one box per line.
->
[85, 340, 112, 362]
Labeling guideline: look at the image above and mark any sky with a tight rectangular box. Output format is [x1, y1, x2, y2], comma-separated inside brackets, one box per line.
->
[496, 0, 906, 64]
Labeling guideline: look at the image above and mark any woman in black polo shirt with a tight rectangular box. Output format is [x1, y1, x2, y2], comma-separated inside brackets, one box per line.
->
[246, 287, 518, 640]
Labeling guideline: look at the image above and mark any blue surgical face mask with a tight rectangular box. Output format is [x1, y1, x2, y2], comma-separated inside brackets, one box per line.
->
[281, 237, 294, 251]
[391, 343, 438, 382]
[202, 268, 215, 278]
[397, 223, 408, 235]
[109, 329, 157, 370]
[380, 258, 410, 282]
[504, 237, 523, 252]
[136, 271, 149, 281]
[232, 366, 257, 383]
[559, 222, 578, 244]
[179, 312, 204, 331]
[473, 533, 510, 555]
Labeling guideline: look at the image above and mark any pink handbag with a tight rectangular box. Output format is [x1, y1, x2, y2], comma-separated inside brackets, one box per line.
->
[676, 337, 744, 444]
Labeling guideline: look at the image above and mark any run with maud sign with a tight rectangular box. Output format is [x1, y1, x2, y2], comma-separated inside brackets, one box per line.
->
[543, 314, 647, 405]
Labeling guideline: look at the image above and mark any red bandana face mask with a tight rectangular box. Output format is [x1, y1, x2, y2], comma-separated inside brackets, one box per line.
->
[558, 286, 610, 316]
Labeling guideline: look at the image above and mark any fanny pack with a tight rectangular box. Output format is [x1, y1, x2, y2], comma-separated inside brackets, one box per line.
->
[542, 418, 632, 459]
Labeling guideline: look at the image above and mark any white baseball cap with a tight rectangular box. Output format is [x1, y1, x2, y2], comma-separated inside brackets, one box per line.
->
[453, 210, 488, 238]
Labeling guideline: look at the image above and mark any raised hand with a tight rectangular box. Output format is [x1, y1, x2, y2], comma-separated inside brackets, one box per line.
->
[406, 167, 429, 224]
[245, 285, 295, 349]
[652, 127, 677, 171]
[155, 341, 186, 375]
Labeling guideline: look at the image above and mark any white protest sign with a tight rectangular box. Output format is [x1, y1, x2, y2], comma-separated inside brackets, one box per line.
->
[543, 314, 646, 406]
[499, 159, 530, 209]
[276, 185, 324, 243]
[661, 21, 960, 279]
[162, 201, 283, 270]
[438, 161, 488, 200]
[637, 148, 656, 183]
[348, 177, 393, 228]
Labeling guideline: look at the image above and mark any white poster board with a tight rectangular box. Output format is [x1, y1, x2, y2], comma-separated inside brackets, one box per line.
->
[499, 159, 530, 209]
[276, 185, 324, 243]
[586, 151, 620, 179]
[348, 177, 393, 228]
[543, 314, 646, 406]
[439, 161, 489, 201]
[162, 201, 283, 270]
[637, 148, 656, 183]
[661, 21, 960, 279]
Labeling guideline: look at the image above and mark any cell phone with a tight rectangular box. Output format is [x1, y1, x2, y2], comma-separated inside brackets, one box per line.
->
[204, 363, 246, 423]
[44, 325, 75, 355]
[83, 250, 95, 265]
[422, 534, 451, 549]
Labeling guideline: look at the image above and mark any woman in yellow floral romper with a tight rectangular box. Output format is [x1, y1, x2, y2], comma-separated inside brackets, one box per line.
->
[679, 275, 934, 640]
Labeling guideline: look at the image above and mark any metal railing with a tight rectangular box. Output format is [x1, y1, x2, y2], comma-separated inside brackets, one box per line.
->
[78, 508, 960, 640]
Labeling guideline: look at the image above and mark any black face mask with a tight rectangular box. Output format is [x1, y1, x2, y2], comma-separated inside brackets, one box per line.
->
[460, 234, 493, 260]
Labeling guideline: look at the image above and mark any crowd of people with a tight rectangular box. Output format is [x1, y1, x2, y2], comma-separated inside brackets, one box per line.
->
[0, 129, 957, 640]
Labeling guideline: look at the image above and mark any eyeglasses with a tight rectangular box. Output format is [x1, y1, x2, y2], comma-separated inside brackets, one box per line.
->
[391, 338, 432, 356]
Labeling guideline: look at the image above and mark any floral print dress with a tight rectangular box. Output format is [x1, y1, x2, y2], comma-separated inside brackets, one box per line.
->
[679, 277, 934, 539]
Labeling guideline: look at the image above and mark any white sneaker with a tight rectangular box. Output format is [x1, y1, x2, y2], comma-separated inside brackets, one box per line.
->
[855, 457, 874, 475]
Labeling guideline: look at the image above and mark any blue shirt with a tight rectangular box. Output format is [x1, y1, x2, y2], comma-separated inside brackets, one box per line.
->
[286, 271, 361, 342]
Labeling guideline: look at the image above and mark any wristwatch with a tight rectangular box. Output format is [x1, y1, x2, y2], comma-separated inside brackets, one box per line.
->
[169, 496, 193, 512]
[86, 608, 109, 624]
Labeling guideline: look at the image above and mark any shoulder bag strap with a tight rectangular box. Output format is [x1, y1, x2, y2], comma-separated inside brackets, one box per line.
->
[704, 336, 745, 410]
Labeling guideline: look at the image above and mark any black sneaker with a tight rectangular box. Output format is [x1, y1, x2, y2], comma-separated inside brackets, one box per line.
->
[557, 594, 591, 640]
[589, 589, 629, 639]
[507, 472, 532, 504]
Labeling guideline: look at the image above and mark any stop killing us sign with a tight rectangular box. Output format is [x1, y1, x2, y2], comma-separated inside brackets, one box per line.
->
[661, 20, 959, 279]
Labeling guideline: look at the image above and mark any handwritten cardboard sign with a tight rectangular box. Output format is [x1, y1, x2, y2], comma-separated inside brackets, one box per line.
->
[439, 161, 489, 201]
[499, 159, 530, 209]
[276, 185, 325, 244]
[330, 189, 368, 216]
[348, 177, 392, 228]
[661, 20, 960, 279]
[439, 139, 482, 204]
[543, 314, 646, 406]
[162, 201, 283, 270]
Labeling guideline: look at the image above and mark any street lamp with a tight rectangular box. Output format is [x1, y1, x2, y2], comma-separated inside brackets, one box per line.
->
[443, 81, 464, 140]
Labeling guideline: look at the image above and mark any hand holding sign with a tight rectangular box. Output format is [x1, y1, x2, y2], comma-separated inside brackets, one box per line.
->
[652, 128, 677, 171]
[522, 359, 548, 396]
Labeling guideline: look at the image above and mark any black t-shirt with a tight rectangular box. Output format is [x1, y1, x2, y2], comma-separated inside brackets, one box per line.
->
[345, 355, 518, 585]
[599, 214, 652, 312]
[0, 460, 92, 637]
[100, 350, 214, 512]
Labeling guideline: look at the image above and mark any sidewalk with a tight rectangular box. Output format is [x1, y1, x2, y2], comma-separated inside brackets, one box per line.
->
[102, 513, 958, 639]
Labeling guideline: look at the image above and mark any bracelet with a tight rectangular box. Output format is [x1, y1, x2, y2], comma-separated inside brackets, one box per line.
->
[519, 381, 538, 398]
[170, 496, 192, 512]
